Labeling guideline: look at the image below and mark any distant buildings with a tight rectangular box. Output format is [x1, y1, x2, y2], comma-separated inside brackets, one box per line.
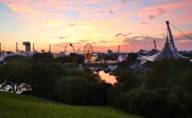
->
[23, 42, 31, 52]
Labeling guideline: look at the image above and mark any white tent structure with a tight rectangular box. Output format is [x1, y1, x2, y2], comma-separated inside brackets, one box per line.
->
[139, 21, 189, 62]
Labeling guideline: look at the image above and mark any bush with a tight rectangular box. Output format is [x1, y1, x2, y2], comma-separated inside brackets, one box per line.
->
[27, 63, 66, 98]
[0, 61, 67, 99]
[113, 88, 166, 117]
[111, 60, 192, 118]
[144, 59, 192, 89]
[54, 76, 107, 105]
[0, 61, 29, 83]
[0, 61, 107, 105]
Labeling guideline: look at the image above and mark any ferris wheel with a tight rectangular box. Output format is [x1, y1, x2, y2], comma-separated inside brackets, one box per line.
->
[84, 43, 94, 62]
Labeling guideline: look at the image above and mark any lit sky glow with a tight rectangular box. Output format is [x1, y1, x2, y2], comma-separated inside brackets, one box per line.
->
[0, 0, 192, 52]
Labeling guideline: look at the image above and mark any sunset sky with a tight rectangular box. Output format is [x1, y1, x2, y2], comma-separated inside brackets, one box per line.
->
[0, 0, 192, 53]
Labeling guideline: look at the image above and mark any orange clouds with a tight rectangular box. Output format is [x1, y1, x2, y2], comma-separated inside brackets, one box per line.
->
[0, 0, 191, 52]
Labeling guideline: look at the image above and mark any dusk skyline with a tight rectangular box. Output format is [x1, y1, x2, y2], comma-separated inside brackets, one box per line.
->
[0, 0, 192, 52]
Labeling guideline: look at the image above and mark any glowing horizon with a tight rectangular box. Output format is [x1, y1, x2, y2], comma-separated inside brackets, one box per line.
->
[0, 0, 192, 53]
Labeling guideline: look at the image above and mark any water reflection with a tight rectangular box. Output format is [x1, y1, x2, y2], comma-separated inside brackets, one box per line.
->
[98, 70, 117, 85]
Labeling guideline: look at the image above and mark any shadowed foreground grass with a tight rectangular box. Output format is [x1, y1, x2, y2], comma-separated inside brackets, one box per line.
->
[0, 92, 141, 118]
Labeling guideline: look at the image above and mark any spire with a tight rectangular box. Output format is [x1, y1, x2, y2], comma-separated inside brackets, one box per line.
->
[49, 44, 51, 53]
[153, 40, 157, 50]
[16, 42, 19, 52]
[117, 45, 120, 54]
[166, 21, 177, 52]
[0, 43, 1, 53]
[33, 43, 35, 52]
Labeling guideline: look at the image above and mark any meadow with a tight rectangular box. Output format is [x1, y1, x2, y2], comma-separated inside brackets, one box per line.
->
[0, 92, 141, 118]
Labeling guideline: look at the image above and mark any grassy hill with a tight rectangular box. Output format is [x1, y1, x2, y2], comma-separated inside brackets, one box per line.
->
[0, 92, 141, 118]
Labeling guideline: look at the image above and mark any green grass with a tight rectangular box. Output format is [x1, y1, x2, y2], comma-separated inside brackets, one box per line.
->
[0, 92, 141, 118]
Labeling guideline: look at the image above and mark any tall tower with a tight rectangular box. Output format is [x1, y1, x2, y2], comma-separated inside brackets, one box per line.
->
[117, 45, 120, 54]
[0, 43, 1, 53]
[153, 40, 157, 50]
[49, 44, 51, 53]
[33, 43, 35, 52]
[16, 42, 19, 52]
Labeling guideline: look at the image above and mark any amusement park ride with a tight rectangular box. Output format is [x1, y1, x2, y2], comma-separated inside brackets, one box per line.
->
[84, 43, 94, 62]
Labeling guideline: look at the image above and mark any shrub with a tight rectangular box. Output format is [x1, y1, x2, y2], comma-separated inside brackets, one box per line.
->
[144, 59, 192, 89]
[113, 88, 166, 117]
[54, 76, 107, 105]
[112, 60, 192, 118]
[0, 61, 29, 83]
[27, 63, 66, 98]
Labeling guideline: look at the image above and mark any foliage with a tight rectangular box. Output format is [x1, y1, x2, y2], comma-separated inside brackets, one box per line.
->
[54, 76, 107, 105]
[0, 60, 107, 105]
[110, 59, 192, 118]
[1, 58, 192, 118]
[27, 63, 66, 98]
[0, 61, 29, 83]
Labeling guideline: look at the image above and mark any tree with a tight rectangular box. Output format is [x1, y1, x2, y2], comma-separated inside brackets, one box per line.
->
[54, 75, 107, 105]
